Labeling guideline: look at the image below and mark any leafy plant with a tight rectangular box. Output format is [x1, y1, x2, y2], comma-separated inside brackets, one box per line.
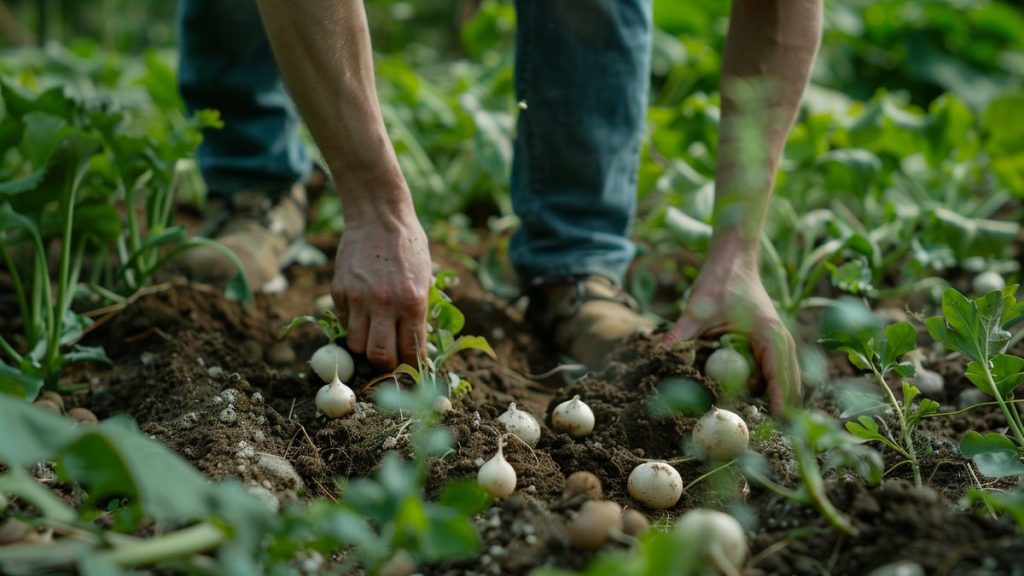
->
[926, 286, 1024, 475]
[821, 319, 938, 485]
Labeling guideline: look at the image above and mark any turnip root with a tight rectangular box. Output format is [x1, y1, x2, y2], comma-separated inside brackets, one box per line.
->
[310, 343, 354, 383]
[551, 395, 595, 439]
[478, 440, 516, 498]
[566, 500, 623, 550]
[673, 509, 747, 573]
[497, 403, 541, 447]
[316, 373, 356, 418]
[563, 471, 603, 500]
[621, 509, 650, 536]
[627, 462, 683, 509]
[704, 347, 752, 394]
[692, 407, 749, 461]
[972, 271, 1005, 295]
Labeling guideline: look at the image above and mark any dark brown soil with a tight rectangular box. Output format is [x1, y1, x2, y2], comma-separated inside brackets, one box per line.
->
[25, 245, 1024, 576]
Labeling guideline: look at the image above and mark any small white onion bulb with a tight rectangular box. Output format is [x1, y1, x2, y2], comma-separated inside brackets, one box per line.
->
[551, 395, 595, 439]
[496, 403, 541, 447]
[704, 347, 752, 394]
[692, 407, 749, 461]
[972, 271, 1006, 295]
[627, 461, 683, 509]
[673, 509, 747, 571]
[316, 374, 356, 418]
[310, 344, 355, 383]
[477, 441, 516, 498]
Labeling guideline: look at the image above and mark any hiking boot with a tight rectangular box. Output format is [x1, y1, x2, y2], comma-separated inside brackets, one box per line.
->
[525, 275, 656, 369]
[179, 184, 306, 292]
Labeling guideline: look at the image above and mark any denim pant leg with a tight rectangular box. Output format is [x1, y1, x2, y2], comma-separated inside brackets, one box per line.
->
[510, 0, 653, 285]
[178, 0, 310, 196]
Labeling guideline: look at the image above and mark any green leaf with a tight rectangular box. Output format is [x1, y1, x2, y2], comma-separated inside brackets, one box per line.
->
[420, 505, 479, 561]
[960, 431, 1024, 478]
[880, 322, 917, 369]
[0, 362, 42, 399]
[965, 355, 1024, 399]
[438, 480, 491, 517]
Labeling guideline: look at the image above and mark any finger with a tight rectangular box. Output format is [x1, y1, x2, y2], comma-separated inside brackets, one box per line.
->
[397, 316, 427, 367]
[365, 316, 398, 370]
[345, 303, 369, 355]
[752, 323, 801, 415]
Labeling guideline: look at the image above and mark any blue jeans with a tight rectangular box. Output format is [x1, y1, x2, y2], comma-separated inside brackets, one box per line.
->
[178, 0, 652, 284]
[510, 0, 653, 284]
[178, 0, 310, 195]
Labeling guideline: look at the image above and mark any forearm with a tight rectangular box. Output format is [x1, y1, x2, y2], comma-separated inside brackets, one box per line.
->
[708, 0, 823, 266]
[255, 0, 411, 222]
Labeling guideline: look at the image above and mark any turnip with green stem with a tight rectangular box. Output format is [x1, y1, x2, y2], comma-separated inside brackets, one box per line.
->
[279, 310, 354, 382]
[477, 437, 516, 498]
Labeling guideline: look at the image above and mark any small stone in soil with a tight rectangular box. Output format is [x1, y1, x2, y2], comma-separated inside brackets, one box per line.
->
[207, 365, 224, 379]
[256, 453, 304, 489]
[219, 407, 237, 424]
[239, 339, 264, 363]
[266, 342, 297, 366]
[252, 391, 264, 405]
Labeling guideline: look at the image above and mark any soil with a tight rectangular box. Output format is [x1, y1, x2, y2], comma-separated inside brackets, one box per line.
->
[10, 240, 1024, 575]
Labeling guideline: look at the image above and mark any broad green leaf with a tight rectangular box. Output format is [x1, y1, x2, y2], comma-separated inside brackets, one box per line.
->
[421, 505, 479, 561]
[965, 355, 1024, 399]
[438, 480, 491, 517]
[880, 322, 916, 368]
[960, 431, 1024, 478]
[0, 362, 42, 399]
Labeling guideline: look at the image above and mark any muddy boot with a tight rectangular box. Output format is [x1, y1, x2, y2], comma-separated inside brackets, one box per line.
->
[526, 276, 656, 369]
[179, 184, 306, 293]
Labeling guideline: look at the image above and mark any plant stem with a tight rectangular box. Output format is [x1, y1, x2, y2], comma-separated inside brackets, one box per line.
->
[0, 239, 31, 343]
[0, 334, 22, 364]
[683, 459, 736, 493]
[96, 522, 225, 568]
[793, 444, 858, 537]
[872, 369, 921, 486]
[982, 362, 1024, 447]
[0, 470, 77, 524]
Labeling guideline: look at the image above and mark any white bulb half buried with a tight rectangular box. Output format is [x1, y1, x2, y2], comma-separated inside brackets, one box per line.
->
[692, 407, 749, 461]
[496, 402, 541, 447]
[627, 461, 683, 509]
[551, 395, 595, 439]
[477, 442, 516, 498]
[316, 375, 356, 418]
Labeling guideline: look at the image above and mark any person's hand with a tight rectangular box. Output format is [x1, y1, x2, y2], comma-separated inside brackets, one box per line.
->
[332, 210, 432, 370]
[661, 257, 801, 414]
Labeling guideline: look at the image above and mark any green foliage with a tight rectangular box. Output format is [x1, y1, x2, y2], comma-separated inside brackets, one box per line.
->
[279, 309, 349, 343]
[926, 286, 1024, 453]
[0, 378, 488, 574]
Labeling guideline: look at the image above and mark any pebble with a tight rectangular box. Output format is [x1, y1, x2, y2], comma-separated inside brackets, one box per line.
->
[139, 351, 156, 366]
[266, 342, 297, 366]
[253, 430, 266, 443]
[218, 407, 237, 424]
[255, 453, 304, 489]
[957, 388, 987, 410]
[474, 457, 485, 467]
[251, 392, 264, 405]
[247, 485, 280, 512]
[212, 395, 223, 405]
[207, 366, 224, 379]
[524, 534, 537, 545]
[68, 407, 98, 424]
[178, 412, 199, 430]
[221, 388, 240, 403]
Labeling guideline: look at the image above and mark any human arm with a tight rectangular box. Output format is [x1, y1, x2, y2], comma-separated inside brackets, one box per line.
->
[255, 0, 431, 369]
[662, 0, 823, 413]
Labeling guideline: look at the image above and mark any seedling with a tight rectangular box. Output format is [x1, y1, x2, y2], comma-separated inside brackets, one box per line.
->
[926, 287, 1024, 475]
[821, 319, 937, 485]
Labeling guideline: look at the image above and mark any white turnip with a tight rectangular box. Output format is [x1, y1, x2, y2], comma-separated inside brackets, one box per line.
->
[477, 441, 516, 498]
[551, 395, 595, 439]
[673, 508, 747, 572]
[692, 407, 749, 461]
[566, 500, 623, 550]
[627, 461, 683, 509]
[704, 347, 752, 394]
[497, 403, 541, 447]
[310, 343, 354, 383]
[316, 373, 356, 418]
